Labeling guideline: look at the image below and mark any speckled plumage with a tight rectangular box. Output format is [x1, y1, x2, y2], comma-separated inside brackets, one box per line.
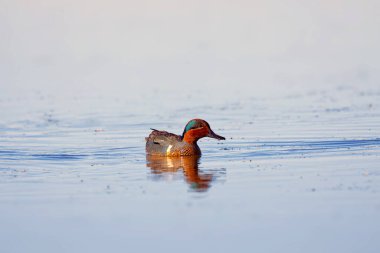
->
[145, 129, 200, 156]
[145, 119, 225, 157]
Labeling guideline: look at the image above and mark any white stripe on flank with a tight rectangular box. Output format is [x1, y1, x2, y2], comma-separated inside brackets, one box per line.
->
[166, 145, 173, 156]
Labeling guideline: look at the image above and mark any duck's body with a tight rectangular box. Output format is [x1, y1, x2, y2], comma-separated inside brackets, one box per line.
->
[146, 129, 201, 156]
[145, 119, 225, 157]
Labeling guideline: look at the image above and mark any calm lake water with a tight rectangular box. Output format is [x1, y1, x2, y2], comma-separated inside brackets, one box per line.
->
[1, 84, 380, 252]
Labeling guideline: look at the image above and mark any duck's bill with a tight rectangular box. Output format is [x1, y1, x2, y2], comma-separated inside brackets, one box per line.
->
[208, 130, 225, 140]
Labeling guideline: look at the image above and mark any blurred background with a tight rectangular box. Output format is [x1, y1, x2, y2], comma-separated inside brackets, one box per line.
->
[1, 0, 379, 97]
[1, 1, 380, 253]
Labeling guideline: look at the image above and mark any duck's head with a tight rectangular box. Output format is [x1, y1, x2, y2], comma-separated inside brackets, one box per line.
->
[181, 119, 225, 144]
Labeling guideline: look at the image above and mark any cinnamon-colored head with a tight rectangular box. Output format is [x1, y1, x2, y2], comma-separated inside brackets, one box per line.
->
[181, 119, 225, 144]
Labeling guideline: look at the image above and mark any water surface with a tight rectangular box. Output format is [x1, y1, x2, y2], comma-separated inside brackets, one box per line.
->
[1, 85, 380, 252]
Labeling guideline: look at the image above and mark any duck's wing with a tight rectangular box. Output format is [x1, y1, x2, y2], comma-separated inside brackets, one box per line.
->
[146, 129, 181, 146]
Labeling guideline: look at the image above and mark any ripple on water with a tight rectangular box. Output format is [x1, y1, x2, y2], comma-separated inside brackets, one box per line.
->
[0, 86, 380, 253]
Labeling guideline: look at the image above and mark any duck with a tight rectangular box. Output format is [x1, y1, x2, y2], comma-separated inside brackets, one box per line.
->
[145, 119, 225, 156]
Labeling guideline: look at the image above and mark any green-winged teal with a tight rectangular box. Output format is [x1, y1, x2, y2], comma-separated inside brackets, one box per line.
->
[145, 119, 225, 156]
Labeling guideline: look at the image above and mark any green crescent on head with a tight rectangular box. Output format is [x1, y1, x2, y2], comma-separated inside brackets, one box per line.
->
[182, 119, 198, 139]
[185, 120, 197, 133]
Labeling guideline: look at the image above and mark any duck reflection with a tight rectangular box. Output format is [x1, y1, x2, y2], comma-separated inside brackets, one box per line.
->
[146, 155, 213, 192]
